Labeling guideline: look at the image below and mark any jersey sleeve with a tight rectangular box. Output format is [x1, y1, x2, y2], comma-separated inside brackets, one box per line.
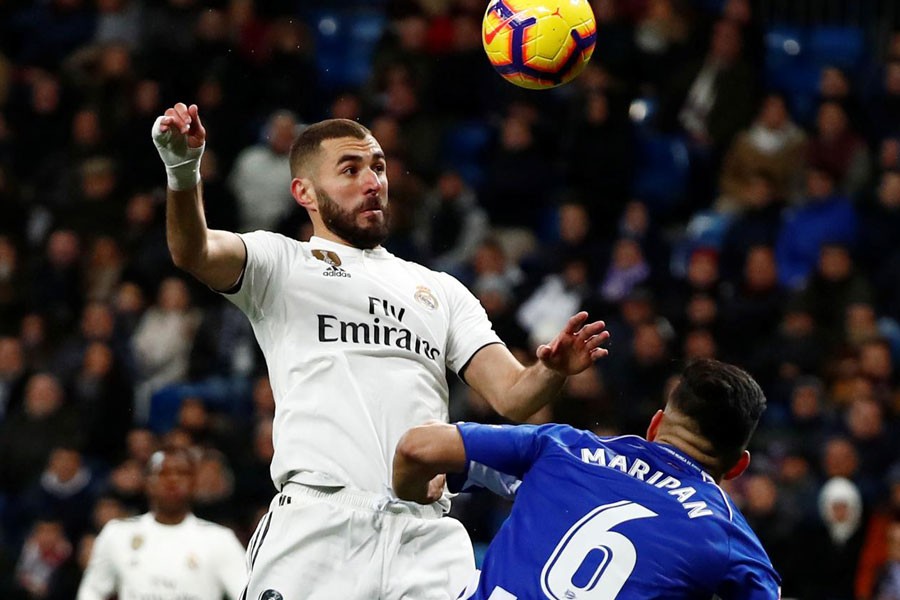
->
[439, 273, 503, 376]
[76, 523, 119, 600]
[222, 231, 290, 321]
[213, 528, 249, 600]
[716, 524, 782, 600]
[449, 423, 551, 498]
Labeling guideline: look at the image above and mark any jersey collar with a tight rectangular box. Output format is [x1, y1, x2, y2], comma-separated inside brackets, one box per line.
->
[655, 443, 715, 482]
[309, 236, 392, 260]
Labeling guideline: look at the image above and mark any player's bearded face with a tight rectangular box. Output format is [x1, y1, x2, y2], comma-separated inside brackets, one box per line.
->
[316, 186, 390, 249]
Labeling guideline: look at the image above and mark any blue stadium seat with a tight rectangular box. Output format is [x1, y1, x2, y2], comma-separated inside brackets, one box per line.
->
[311, 10, 385, 90]
[808, 26, 865, 69]
[628, 95, 659, 129]
[764, 26, 821, 124]
[764, 26, 806, 71]
[440, 120, 494, 189]
[441, 120, 493, 162]
[631, 133, 690, 215]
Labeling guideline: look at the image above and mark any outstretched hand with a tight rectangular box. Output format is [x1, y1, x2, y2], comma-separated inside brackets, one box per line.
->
[536, 312, 609, 376]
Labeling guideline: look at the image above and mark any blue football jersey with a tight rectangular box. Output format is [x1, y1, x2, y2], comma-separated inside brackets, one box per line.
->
[452, 423, 780, 600]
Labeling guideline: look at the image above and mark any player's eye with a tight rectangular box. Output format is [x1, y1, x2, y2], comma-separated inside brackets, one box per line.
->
[342, 166, 357, 175]
[373, 163, 386, 174]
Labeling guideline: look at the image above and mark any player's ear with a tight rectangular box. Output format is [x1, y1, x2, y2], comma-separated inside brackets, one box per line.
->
[292, 177, 316, 211]
[723, 451, 750, 481]
[646, 410, 664, 441]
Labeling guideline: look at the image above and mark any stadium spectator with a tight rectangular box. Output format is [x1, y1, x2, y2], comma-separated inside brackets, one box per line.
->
[719, 244, 786, 365]
[69, 341, 133, 461]
[717, 93, 807, 210]
[857, 466, 900, 600]
[131, 276, 201, 423]
[0, 336, 27, 422]
[796, 243, 874, 350]
[18, 447, 99, 543]
[794, 476, 866, 600]
[413, 168, 490, 276]
[775, 164, 858, 290]
[13, 516, 72, 600]
[228, 110, 298, 232]
[806, 100, 871, 198]
[0, 237, 26, 329]
[0, 373, 80, 496]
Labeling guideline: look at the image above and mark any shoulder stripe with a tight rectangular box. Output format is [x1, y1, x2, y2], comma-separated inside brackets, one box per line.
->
[597, 434, 645, 443]
[712, 482, 734, 521]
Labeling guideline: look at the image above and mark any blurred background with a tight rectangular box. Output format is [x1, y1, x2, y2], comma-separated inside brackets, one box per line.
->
[1, 0, 900, 598]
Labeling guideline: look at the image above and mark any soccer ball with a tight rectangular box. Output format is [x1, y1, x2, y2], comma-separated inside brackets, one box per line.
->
[482, 0, 597, 90]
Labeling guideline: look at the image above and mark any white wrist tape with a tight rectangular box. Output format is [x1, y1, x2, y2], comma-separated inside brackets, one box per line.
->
[151, 116, 205, 191]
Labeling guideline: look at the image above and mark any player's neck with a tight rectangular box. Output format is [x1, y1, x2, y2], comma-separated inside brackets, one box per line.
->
[312, 227, 355, 248]
[152, 509, 190, 525]
[654, 425, 722, 481]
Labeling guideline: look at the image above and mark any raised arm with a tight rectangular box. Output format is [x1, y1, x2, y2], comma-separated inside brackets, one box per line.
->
[463, 312, 609, 422]
[153, 102, 246, 291]
[392, 423, 466, 504]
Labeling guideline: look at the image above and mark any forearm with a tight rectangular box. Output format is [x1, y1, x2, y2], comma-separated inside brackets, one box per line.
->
[493, 361, 566, 422]
[392, 424, 466, 503]
[166, 185, 210, 271]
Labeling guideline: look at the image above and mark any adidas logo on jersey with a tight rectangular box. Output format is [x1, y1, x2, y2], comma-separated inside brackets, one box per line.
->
[312, 249, 351, 278]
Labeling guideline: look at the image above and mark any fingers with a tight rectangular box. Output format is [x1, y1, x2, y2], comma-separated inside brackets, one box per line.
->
[188, 104, 206, 137]
[584, 330, 611, 355]
[575, 320, 606, 341]
[158, 103, 193, 134]
[563, 311, 589, 335]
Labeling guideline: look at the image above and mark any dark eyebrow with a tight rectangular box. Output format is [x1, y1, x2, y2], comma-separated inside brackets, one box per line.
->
[336, 152, 386, 166]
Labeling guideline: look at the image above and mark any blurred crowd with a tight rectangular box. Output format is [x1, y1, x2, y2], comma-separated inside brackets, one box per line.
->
[0, 0, 900, 598]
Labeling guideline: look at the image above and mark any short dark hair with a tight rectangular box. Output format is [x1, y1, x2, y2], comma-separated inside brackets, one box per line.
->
[668, 359, 766, 463]
[289, 118, 371, 178]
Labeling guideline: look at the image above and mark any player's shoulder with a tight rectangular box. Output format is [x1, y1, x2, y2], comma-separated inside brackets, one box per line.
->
[530, 423, 607, 452]
[97, 513, 146, 537]
[594, 433, 653, 450]
[192, 517, 240, 538]
[389, 253, 450, 280]
[239, 229, 302, 253]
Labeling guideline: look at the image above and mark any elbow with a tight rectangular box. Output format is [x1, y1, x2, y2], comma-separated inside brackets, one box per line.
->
[395, 429, 429, 468]
[169, 249, 203, 278]
[169, 251, 191, 272]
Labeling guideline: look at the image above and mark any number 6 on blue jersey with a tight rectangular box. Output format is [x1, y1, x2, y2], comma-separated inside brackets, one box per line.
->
[541, 500, 658, 600]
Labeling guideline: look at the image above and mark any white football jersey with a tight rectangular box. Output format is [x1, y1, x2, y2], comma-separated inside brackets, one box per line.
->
[226, 233, 502, 492]
[76, 513, 247, 600]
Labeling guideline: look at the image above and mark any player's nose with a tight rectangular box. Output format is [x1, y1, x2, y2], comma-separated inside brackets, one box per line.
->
[363, 167, 383, 193]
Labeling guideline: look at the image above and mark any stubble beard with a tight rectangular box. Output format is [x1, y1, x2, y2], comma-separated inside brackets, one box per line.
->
[316, 187, 390, 250]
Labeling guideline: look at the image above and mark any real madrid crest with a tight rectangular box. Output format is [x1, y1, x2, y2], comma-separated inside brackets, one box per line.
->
[414, 286, 438, 311]
[311, 249, 341, 267]
[131, 534, 143, 550]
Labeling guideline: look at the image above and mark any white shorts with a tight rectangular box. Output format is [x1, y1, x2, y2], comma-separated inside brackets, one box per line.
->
[241, 483, 475, 600]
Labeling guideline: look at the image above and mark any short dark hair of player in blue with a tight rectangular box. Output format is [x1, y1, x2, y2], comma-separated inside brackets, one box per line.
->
[664, 358, 766, 478]
[392, 359, 780, 599]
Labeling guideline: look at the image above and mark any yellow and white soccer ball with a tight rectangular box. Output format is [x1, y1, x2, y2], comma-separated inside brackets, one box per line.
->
[482, 0, 597, 90]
